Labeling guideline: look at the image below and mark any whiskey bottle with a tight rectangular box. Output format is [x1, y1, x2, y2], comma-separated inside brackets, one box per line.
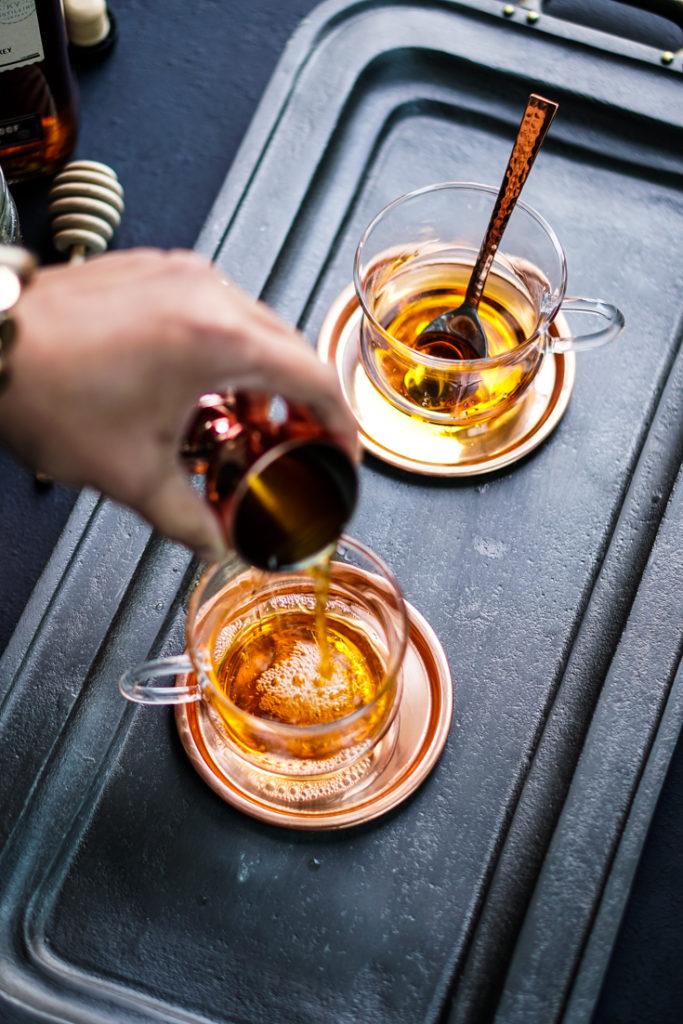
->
[0, 0, 79, 183]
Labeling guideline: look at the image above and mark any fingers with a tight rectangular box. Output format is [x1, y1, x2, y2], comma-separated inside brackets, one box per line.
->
[207, 352, 358, 462]
[250, 347, 360, 462]
[135, 469, 228, 564]
[196, 281, 360, 463]
[22, 250, 361, 553]
[44, 251, 357, 463]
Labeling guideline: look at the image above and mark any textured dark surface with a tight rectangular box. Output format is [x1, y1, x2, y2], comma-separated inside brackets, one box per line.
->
[1, 2, 682, 1023]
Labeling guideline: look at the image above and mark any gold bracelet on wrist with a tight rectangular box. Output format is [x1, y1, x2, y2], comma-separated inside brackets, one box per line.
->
[0, 244, 37, 391]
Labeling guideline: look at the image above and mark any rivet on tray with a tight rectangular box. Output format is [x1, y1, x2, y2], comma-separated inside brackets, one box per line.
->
[660, 50, 675, 65]
[502, 4, 515, 16]
[526, 10, 540, 24]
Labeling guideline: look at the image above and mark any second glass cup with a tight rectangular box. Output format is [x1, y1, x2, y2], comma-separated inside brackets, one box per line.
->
[120, 536, 408, 792]
[354, 182, 624, 429]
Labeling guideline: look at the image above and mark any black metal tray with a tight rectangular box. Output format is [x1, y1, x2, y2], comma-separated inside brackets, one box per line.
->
[1, 2, 682, 1021]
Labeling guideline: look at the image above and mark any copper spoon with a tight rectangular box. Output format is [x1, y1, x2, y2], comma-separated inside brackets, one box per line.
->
[417, 93, 559, 360]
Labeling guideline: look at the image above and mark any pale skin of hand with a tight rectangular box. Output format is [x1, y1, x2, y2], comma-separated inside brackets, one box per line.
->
[0, 248, 359, 562]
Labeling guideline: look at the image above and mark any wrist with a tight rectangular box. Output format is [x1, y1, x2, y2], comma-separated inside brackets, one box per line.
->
[0, 245, 37, 393]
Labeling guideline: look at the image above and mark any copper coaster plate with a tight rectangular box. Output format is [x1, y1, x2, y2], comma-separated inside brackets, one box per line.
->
[175, 599, 452, 830]
[317, 284, 576, 476]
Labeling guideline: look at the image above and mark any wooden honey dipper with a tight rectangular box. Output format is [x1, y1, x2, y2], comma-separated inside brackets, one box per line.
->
[48, 159, 124, 262]
[34, 161, 123, 485]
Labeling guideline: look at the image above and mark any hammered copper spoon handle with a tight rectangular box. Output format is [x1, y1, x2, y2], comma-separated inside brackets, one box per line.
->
[418, 94, 559, 359]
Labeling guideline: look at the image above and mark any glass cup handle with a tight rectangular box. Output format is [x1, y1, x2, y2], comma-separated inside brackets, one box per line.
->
[119, 654, 201, 705]
[550, 297, 625, 353]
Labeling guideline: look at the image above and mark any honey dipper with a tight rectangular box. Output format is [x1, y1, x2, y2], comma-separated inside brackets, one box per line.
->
[34, 161, 123, 485]
[48, 159, 124, 263]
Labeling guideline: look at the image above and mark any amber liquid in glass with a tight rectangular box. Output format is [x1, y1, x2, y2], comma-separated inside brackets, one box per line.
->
[370, 259, 542, 423]
[214, 557, 384, 727]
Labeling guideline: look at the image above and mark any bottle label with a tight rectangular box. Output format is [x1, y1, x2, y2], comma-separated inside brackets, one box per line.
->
[0, 1, 44, 72]
[0, 111, 43, 148]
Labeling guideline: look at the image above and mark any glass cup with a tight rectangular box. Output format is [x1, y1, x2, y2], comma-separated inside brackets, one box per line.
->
[354, 182, 624, 429]
[119, 536, 408, 797]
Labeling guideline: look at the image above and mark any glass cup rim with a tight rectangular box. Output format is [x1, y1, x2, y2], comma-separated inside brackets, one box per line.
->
[352, 180, 568, 368]
[185, 534, 409, 738]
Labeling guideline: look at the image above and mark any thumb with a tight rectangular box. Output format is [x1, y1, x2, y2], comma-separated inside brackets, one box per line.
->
[136, 470, 227, 563]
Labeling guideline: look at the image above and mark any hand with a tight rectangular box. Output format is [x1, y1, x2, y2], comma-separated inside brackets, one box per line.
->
[0, 248, 358, 561]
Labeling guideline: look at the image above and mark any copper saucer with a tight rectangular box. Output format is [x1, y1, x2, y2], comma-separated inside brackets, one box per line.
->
[175, 599, 452, 830]
[317, 284, 576, 476]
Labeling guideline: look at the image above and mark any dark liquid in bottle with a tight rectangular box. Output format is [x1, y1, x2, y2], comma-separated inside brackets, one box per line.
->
[0, 0, 78, 182]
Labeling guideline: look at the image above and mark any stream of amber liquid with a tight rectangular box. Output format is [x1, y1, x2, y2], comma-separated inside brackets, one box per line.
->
[214, 553, 383, 728]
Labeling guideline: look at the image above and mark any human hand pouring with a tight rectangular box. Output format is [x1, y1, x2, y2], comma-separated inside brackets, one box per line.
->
[417, 93, 558, 360]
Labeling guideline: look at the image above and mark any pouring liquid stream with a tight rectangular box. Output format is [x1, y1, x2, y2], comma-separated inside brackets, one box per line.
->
[215, 550, 383, 728]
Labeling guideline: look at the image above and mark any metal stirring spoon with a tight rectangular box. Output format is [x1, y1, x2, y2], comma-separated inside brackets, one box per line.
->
[417, 93, 559, 360]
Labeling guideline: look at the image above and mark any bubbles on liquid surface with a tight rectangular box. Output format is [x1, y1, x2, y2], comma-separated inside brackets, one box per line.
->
[253, 753, 374, 804]
[218, 611, 382, 726]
